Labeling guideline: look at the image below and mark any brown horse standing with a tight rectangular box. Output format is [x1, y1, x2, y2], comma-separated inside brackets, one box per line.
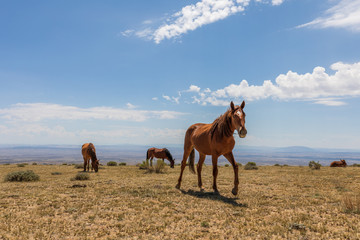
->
[81, 143, 99, 172]
[330, 159, 347, 167]
[146, 147, 175, 168]
[176, 101, 247, 195]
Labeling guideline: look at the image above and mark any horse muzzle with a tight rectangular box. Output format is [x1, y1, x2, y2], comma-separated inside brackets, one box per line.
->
[237, 127, 247, 138]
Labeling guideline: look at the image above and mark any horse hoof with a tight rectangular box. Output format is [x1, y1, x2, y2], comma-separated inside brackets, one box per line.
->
[175, 184, 180, 189]
[213, 189, 219, 195]
[232, 188, 238, 196]
[200, 188, 205, 192]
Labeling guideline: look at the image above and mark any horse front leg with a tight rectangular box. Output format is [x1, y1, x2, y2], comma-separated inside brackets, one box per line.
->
[83, 158, 87, 172]
[87, 159, 90, 172]
[224, 152, 239, 196]
[211, 154, 219, 194]
[150, 157, 153, 167]
[197, 154, 206, 192]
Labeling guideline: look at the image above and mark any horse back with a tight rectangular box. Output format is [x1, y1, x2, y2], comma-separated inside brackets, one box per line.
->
[82, 143, 96, 158]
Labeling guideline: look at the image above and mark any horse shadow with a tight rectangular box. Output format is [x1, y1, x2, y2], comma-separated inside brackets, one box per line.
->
[180, 189, 248, 207]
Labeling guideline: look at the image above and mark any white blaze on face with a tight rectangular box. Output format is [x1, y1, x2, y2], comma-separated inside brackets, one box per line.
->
[236, 110, 242, 118]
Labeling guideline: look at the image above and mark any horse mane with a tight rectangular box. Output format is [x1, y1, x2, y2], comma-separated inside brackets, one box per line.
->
[163, 148, 173, 161]
[210, 109, 234, 141]
[88, 143, 97, 162]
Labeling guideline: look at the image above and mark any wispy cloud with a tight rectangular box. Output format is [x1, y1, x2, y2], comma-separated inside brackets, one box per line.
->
[298, 0, 360, 32]
[0, 103, 185, 122]
[164, 61, 360, 106]
[123, 0, 285, 44]
[0, 123, 185, 145]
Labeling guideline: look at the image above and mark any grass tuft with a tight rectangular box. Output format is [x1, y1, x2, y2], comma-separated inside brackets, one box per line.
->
[343, 194, 360, 214]
[71, 172, 90, 181]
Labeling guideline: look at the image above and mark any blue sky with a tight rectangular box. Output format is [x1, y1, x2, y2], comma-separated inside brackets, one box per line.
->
[0, 0, 360, 149]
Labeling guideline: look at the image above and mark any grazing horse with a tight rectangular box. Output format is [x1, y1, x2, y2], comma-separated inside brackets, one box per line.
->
[176, 101, 247, 195]
[81, 143, 99, 172]
[146, 147, 175, 168]
[330, 159, 347, 167]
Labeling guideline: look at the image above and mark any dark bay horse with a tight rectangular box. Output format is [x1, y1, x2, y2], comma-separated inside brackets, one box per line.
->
[330, 159, 347, 167]
[176, 101, 247, 195]
[81, 143, 99, 172]
[146, 147, 175, 168]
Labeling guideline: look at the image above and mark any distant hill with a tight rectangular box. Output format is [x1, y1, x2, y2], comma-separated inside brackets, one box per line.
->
[0, 144, 359, 166]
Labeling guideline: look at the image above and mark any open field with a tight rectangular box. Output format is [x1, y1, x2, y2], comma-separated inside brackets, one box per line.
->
[1, 164, 360, 239]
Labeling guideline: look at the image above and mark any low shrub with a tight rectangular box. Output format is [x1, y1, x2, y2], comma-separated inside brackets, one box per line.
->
[224, 164, 229, 167]
[74, 164, 84, 169]
[244, 162, 258, 170]
[5, 170, 40, 182]
[107, 161, 118, 166]
[51, 172, 62, 175]
[309, 161, 321, 170]
[32, 163, 38, 165]
[17, 163, 26, 167]
[119, 162, 127, 166]
[71, 172, 90, 181]
[139, 159, 150, 170]
[155, 160, 166, 173]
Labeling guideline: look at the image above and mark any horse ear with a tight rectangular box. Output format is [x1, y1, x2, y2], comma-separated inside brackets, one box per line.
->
[230, 101, 235, 111]
[240, 100, 245, 109]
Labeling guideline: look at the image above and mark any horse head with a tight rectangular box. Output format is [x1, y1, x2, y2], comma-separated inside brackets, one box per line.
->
[230, 101, 247, 138]
[93, 159, 100, 172]
[341, 159, 347, 166]
[170, 159, 175, 168]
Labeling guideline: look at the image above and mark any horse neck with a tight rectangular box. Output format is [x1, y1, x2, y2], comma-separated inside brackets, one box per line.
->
[211, 110, 235, 140]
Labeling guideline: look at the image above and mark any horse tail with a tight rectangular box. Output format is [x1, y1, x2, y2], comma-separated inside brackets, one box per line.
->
[188, 148, 195, 174]
[146, 149, 150, 160]
[163, 148, 173, 161]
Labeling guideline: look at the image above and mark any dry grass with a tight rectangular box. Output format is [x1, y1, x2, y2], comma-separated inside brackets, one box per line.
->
[0, 164, 360, 239]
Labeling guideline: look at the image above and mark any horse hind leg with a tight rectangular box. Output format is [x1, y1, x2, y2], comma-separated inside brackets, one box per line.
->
[197, 153, 206, 192]
[175, 145, 194, 190]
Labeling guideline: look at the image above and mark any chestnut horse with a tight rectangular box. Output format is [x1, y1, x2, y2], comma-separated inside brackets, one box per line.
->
[146, 147, 175, 168]
[81, 143, 99, 172]
[330, 159, 347, 167]
[176, 101, 247, 195]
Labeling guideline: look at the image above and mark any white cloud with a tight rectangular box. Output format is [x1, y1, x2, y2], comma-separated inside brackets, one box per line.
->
[298, 0, 360, 32]
[126, 103, 136, 109]
[120, 29, 135, 37]
[125, 0, 285, 44]
[271, 0, 284, 6]
[188, 85, 201, 92]
[313, 98, 347, 106]
[0, 123, 185, 145]
[0, 103, 184, 122]
[162, 95, 171, 101]
[170, 61, 360, 106]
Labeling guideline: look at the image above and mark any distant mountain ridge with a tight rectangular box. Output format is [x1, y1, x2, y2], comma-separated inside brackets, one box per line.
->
[0, 144, 359, 166]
